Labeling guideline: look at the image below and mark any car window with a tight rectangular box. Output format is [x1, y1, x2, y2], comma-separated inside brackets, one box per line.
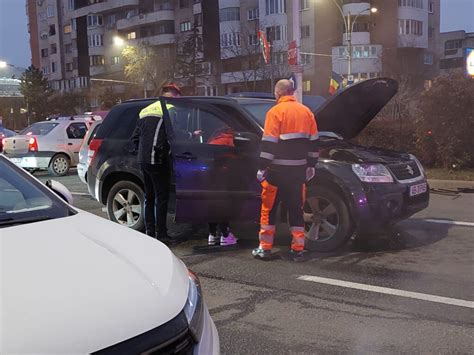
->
[20, 122, 58, 136]
[168, 105, 195, 143]
[97, 106, 144, 140]
[0, 158, 72, 227]
[87, 123, 102, 145]
[66, 122, 88, 139]
[196, 108, 238, 146]
[240, 102, 275, 127]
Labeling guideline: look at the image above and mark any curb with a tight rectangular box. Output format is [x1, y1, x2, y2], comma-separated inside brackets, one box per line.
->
[428, 179, 474, 190]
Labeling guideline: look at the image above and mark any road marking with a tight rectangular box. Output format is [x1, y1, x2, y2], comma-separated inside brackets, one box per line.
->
[297, 275, 474, 309]
[71, 192, 90, 196]
[423, 219, 474, 227]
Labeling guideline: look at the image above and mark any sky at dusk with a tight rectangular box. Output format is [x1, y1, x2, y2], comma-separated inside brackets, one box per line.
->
[0, 0, 473, 68]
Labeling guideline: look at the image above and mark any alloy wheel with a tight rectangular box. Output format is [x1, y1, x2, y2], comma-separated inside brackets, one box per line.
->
[53, 156, 69, 175]
[303, 196, 340, 242]
[112, 188, 142, 227]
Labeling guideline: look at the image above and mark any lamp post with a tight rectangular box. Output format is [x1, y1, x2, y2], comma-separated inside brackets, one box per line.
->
[326, 0, 377, 79]
[291, 0, 303, 103]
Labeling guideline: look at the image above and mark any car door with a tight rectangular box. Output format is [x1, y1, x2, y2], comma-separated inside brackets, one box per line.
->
[65, 122, 88, 165]
[160, 98, 261, 223]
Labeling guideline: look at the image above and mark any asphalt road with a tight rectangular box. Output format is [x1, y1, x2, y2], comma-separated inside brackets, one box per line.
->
[37, 170, 474, 354]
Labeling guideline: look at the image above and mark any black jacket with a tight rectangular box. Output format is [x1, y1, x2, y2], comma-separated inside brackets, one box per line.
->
[131, 114, 170, 165]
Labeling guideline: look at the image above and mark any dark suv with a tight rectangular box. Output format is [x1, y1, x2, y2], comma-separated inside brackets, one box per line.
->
[87, 78, 429, 251]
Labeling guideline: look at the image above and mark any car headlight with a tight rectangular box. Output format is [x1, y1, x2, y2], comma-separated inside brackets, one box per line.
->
[409, 154, 425, 177]
[184, 270, 204, 341]
[352, 163, 394, 183]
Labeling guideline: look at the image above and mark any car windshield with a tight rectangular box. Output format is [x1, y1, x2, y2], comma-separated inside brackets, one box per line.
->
[0, 128, 16, 137]
[0, 157, 72, 227]
[240, 102, 275, 127]
[20, 122, 58, 136]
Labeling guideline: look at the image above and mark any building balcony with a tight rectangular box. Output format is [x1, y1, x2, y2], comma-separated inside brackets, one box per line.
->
[221, 70, 263, 84]
[398, 34, 428, 49]
[343, 31, 370, 45]
[219, 0, 240, 8]
[116, 10, 175, 30]
[90, 66, 106, 77]
[342, 2, 371, 16]
[332, 44, 382, 76]
[72, 0, 139, 17]
[129, 33, 175, 46]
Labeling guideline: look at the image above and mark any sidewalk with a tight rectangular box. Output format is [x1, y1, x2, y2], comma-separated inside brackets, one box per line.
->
[428, 179, 474, 190]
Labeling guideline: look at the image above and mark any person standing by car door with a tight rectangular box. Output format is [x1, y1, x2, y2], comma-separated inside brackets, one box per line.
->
[131, 84, 182, 243]
[253, 80, 319, 261]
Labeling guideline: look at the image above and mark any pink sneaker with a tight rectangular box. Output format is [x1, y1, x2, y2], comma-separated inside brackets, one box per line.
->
[220, 232, 238, 246]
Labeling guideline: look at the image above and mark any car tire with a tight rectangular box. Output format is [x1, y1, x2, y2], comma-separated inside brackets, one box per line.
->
[303, 187, 352, 252]
[48, 154, 71, 176]
[106, 181, 145, 232]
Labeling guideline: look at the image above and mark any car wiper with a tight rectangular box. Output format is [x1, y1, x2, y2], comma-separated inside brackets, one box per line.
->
[0, 215, 54, 227]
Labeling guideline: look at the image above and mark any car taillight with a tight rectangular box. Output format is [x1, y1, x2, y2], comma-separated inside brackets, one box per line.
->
[28, 137, 38, 152]
[88, 138, 103, 165]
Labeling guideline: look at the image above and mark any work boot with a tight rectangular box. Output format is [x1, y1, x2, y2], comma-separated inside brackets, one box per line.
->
[208, 233, 219, 246]
[220, 232, 238, 246]
[287, 249, 308, 262]
[252, 247, 273, 260]
[157, 233, 179, 246]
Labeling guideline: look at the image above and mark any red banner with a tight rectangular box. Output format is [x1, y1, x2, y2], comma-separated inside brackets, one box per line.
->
[258, 30, 271, 64]
[288, 40, 298, 66]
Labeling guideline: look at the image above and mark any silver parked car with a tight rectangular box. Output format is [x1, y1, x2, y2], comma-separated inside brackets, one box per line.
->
[3, 117, 96, 176]
[77, 120, 102, 184]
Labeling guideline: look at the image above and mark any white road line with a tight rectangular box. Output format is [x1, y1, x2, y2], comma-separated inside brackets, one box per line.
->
[297, 275, 474, 309]
[71, 192, 90, 196]
[423, 219, 474, 227]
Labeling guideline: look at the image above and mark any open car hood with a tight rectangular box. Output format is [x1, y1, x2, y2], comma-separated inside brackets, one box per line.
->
[314, 78, 398, 139]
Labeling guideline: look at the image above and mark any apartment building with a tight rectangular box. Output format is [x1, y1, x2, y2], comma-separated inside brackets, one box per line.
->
[26, 0, 219, 101]
[439, 30, 474, 76]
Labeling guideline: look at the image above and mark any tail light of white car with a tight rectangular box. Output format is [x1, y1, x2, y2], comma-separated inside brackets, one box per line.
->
[28, 137, 38, 152]
[88, 138, 103, 165]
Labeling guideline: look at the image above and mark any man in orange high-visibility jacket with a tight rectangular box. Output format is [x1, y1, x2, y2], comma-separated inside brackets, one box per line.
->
[252, 79, 319, 261]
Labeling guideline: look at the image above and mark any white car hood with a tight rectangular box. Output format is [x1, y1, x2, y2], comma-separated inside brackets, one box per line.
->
[0, 211, 189, 354]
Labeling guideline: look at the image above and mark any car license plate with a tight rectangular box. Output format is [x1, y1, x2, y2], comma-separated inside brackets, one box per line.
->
[409, 182, 427, 197]
[10, 158, 22, 165]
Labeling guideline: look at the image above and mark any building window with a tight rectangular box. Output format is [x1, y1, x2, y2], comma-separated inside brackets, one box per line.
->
[106, 14, 116, 29]
[127, 31, 136, 39]
[300, 0, 309, 10]
[87, 14, 103, 27]
[428, 26, 434, 38]
[266, 25, 287, 41]
[179, 0, 190, 8]
[195, 62, 211, 76]
[220, 33, 241, 48]
[88, 34, 103, 47]
[398, 19, 423, 36]
[50, 43, 57, 54]
[41, 48, 48, 57]
[370, 46, 377, 57]
[40, 31, 48, 39]
[219, 7, 240, 22]
[273, 52, 286, 65]
[90, 55, 105, 66]
[66, 62, 73, 72]
[46, 5, 54, 17]
[424, 53, 433, 65]
[63, 24, 72, 34]
[445, 40, 462, 50]
[180, 21, 192, 32]
[248, 7, 259, 20]
[303, 80, 311, 92]
[38, 12, 46, 21]
[301, 25, 310, 38]
[266, 0, 286, 15]
[51, 62, 57, 73]
[194, 13, 203, 26]
[248, 34, 258, 46]
[49, 24, 56, 36]
[428, 1, 434, 13]
[42, 66, 50, 75]
[301, 54, 311, 65]
[111, 56, 120, 65]
[398, 0, 423, 9]
[65, 43, 73, 53]
[68, 0, 74, 10]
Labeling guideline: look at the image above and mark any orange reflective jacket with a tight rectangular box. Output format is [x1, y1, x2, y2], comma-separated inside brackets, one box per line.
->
[260, 96, 319, 182]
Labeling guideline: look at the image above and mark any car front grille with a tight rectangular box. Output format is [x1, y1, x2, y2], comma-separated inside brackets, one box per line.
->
[142, 329, 194, 355]
[388, 161, 421, 181]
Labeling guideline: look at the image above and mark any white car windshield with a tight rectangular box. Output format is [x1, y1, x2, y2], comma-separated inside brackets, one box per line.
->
[20, 122, 58, 136]
[0, 157, 72, 227]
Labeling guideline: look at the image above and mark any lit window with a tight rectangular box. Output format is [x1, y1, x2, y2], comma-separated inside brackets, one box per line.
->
[127, 31, 136, 40]
[111, 56, 120, 65]
[180, 21, 192, 32]
[303, 80, 311, 92]
[63, 24, 72, 34]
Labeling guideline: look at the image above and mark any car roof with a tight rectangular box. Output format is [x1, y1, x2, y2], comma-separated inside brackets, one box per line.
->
[123, 96, 275, 106]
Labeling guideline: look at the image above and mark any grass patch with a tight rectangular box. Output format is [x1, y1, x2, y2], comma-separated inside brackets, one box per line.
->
[426, 169, 474, 181]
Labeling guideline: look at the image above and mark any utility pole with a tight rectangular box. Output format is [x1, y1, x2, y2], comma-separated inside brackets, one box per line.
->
[291, 0, 302, 103]
[347, 13, 352, 77]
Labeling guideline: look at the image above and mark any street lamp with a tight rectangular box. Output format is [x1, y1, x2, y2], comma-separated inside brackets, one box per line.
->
[325, 0, 378, 80]
[0, 61, 7, 68]
[113, 35, 125, 47]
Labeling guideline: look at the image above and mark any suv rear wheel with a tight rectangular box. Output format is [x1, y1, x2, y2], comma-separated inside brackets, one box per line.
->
[303, 188, 352, 252]
[106, 181, 144, 231]
[48, 154, 70, 176]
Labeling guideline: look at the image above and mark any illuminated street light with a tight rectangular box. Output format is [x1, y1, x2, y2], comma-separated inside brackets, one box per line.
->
[113, 36, 125, 47]
[371, 7, 378, 13]
[0, 61, 7, 68]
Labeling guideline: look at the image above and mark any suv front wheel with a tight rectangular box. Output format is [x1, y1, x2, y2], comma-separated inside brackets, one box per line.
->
[303, 188, 353, 252]
[106, 181, 145, 231]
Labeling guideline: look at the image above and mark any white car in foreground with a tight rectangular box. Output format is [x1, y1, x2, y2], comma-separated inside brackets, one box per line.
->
[0, 155, 219, 354]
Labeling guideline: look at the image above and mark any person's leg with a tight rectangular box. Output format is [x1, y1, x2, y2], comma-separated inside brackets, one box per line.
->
[208, 223, 219, 245]
[220, 222, 237, 246]
[253, 180, 279, 258]
[141, 164, 156, 238]
[153, 163, 170, 239]
[285, 183, 306, 252]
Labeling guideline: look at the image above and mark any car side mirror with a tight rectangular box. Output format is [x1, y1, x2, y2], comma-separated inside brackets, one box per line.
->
[46, 180, 74, 205]
[234, 132, 259, 149]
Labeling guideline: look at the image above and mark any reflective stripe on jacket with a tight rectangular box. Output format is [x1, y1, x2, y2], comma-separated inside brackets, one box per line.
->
[260, 95, 319, 183]
[131, 100, 174, 165]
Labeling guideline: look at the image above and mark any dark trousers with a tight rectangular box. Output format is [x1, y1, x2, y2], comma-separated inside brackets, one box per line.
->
[209, 222, 230, 237]
[141, 163, 170, 239]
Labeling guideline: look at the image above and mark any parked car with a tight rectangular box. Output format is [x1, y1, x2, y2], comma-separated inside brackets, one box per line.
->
[77, 120, 102, 184]
[86, 78, 429, 251]
[3, 117, 94, 176]
[0, 155, 219, 354]
[0, 127, 16, 152]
